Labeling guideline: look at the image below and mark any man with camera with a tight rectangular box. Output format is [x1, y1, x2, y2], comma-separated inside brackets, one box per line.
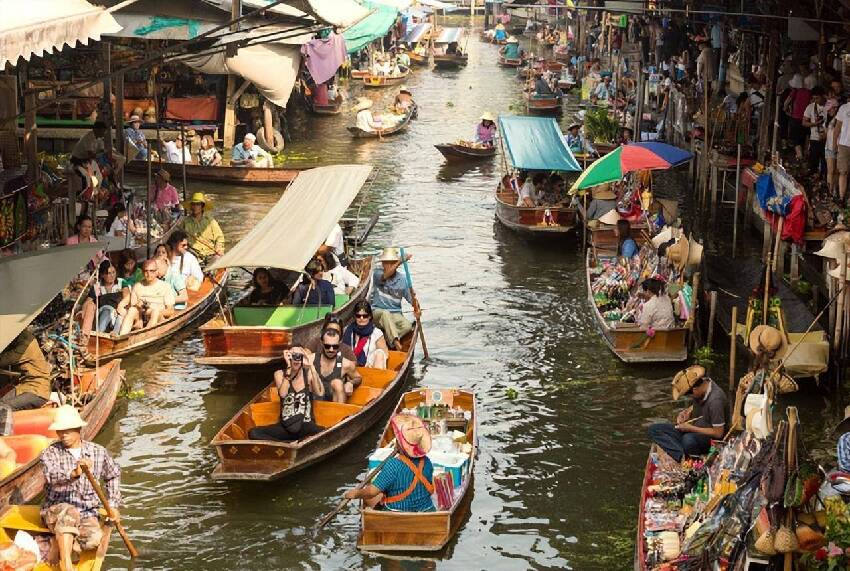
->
[118, 259, 176, 334]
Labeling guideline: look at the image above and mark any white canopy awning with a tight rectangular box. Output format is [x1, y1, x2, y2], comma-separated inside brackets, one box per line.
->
[0, 0, 123, 68]
[367, 0, 412, 10]
[205, 0, 370, 28]
[418, 0, 457, 9]
[208, 165, 372, 273]
[0, 243, 105, 353]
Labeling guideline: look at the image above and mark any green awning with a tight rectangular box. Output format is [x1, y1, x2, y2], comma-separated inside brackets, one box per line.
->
[343, 5, 398, 54]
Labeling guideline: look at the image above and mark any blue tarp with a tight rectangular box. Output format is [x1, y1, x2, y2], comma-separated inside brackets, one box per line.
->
[436, 27, 463, 44]
[343, 4, 399, 54]
[498, 116, 581, 172]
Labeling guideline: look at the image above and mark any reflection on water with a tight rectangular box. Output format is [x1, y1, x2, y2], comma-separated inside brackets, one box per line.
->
[106, 25, 685, 571]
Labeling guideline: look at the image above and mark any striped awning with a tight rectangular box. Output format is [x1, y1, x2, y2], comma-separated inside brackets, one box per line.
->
[403, 22, 431, 44]
[436, 27, 463, 44]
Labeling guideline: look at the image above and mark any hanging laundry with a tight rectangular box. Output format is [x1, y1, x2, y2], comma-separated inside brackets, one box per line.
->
[300, 32, 347, 85]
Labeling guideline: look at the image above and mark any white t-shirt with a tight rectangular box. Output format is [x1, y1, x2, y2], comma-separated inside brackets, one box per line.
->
[516, 180, 538, 207]
[164, 141, 192, 164]
[827, 118, 838, 152]
[107, 216, 132, 238]
[803, 102, 825, 141]
[838, 103, 850, 148]
[324, 265, 360, 294]
[325, 224, 344, 256]
[68, 447, 83, 461]
[172, 251, 204, 283]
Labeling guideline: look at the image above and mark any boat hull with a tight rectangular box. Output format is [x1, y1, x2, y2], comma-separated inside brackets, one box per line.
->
[348, 109, 413, 139]
[124, 162, 299, 187]
[497, 56, 524, 68]
[434, 144, 495, 162]
[525, 96, 562, 115]
[433, 55, 468, 69]
[495, 190, 576, 236]
[362, 72, 409, 88]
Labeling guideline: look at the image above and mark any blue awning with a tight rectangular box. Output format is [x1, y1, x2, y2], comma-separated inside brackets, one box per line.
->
[498, 116, 581, 172]
[435, 27, 463, 44]
[403, 22, 431, 43]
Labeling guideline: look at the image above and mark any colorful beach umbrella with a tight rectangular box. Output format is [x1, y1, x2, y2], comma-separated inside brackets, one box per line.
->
[570, 142, 694, 191]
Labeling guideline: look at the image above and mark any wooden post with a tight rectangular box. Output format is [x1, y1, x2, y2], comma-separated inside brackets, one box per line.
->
[758, 31, 778, 160]
[708, 291, 718, 347]
[102, 42, 113, 154]
[790, 244, 799, 288]
[690, 272, 701, 349]
[222, 0, 242, 150]
[762, 220, 772, 263]
[729, 305, 738, 396]
[733, 143, 741, 257]
[763, 255, 772, 326]
[834, 248, 847, 353]
[180, 122, 188, 200]
[23, 91, 38, 176]
[115, 73, 125, 155]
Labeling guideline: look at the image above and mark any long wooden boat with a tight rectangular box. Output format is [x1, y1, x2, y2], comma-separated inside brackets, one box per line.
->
[196, 259, 372, 367]
[0, 359, 122, 509]
[634, 444, 658, 571]
[210, 327, 418, 480]
[0, 504, 112, 570]
[585, 249, 688, 362]
[408, 51, 429, 66]
[494, 185, 576, 235]
[309, 95, 343, 116]
[433, 54, 468, 69]
[348, 109, 413, 139]
[497, 56, 524, 68]
[362, 72, 409, 88]
[124, 161, 300, 187]
[84, 269, 227, 364]
[525, 92, 562, 115]
[356, 388, 477, 552]
[351, 69, 370, 79]
[434, 143, 496, 162]
[586, 219, 650, 256]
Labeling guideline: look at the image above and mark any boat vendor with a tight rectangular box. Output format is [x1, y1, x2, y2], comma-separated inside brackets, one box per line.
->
[311, 328, 362, 403]
[163, 134, 192, 164]
[393, 86, 415, 112]
[646, 365, 729, 462]
[118, 259, 176, 334]
[396, 47, 411, 72]
[182, 192, 225, 265]
[637, 277, 676, 330]
[230, 133, 273, 168]
[40, 405, 121, 571]
[353, 98, 382, 134]
[503, 37, 522, 60]
[475, 112, 497, 147]
[533, 72, 555, 96]
[615, 218, 639, 259]
[565, 122, 596, 156]
[343, 414, 435, 512]
[292, 258, 337, 307]
[517, 172, 545, 207]
[0, 330, 51, 411]
[124, 115, 147, 161]
[593, 74, 613, 101]
[343, 300, 390, 369]
[585, 184, 617, 220]
[371, 247, 419, 352]
[494, 22, 507, 43]
[248, 346, 324, 442]
[150, 169, 181, 213]
[167, 231, 205, 291]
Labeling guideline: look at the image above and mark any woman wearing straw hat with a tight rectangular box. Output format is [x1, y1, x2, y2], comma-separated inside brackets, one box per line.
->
[344, 414, 435, 512]
[40, 405, 121, 571]
[181, 192, 225, 264]
[585, 183, 617, 220]
[475, 112, 497, 147]
[393, 86, 415, 113]
[353, 98, 381, 134]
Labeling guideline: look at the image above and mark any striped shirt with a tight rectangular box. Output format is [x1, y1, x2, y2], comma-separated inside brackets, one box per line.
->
[41, 441, 121, 520]
[839, 433, 850, 472]
[373, 456, 435, 512]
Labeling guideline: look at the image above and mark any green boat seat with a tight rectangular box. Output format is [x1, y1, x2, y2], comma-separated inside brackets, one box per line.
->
[233, 305, 334, 327]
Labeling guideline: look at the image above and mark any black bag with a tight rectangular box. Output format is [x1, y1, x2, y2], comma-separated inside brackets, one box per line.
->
[98, 292, 124, 308]
[281, 413, 305, 434]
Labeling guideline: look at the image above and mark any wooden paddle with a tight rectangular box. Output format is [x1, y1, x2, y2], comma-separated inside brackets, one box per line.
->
[80, 464, 139, 558]
[399, 248, 430, 359]
[314, 448, 399, 533]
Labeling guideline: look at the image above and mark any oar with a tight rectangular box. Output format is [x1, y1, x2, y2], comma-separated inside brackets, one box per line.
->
[399, 247, 430, 359]
[80, 464, 139, 558]
[314, 448, 399, 533]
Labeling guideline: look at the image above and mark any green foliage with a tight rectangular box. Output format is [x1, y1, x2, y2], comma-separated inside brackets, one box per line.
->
[505, 387, 518, 400]
[584, 107, 619, 144]
[692, 345, 717, 370]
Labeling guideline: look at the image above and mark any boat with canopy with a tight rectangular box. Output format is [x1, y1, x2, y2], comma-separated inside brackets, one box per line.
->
[494, 115, 581, 235]
[196, 164, 374, 368]
[432, 28, 467, 69]
[124, 161, 301, 187]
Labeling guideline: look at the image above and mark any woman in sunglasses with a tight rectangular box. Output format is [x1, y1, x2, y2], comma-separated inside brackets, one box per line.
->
[342, 300, 389, 369]
[249, 346, 324, 442]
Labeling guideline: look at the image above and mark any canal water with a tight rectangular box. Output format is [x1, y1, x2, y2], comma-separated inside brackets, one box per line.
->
[108, 29, 699, 570]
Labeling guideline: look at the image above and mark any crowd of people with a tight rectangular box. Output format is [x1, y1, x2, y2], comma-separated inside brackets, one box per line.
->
[514, 172, 570, 208]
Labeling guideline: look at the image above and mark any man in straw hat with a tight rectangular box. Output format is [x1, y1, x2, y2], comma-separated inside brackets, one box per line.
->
[585, 183, 617, 220]
[231, 133, 273, 168]
[475, 112, 497, 147]
[181, 193, 225, 264]
[647, 365, 729, 462]
[370, 247, 420, 351]
[344, 414, 435, 512]
[123, 115, 148, 161]
[40, 405, 120, 571]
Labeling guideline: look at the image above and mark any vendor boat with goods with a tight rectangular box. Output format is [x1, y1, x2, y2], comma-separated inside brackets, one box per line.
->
[347, 98, 414, 139]
[434, 141, 496, 162]
[494, 116, 581, 236]
[401, 23, 432, 66]
[497, 37, 525, 68]
[344, 388, 477, 552]
[196, 165, 374, 368]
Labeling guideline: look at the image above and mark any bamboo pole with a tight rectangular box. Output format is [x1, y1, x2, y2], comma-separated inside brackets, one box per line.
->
[834, 247, 847, 353]
[708, 291, 718, 347]
[180, 122, 188, 200]
[763, 255, 772, 326]
[733, 142, 741, 257]
[729, 305, 738, 396]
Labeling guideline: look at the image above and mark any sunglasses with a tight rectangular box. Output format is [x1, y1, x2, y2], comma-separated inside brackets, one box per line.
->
[323, 343, 340, 350]
[355, 313, 371, 319]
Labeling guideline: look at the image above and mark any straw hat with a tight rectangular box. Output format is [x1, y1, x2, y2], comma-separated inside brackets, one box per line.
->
[480, 111, 496, 122]
[667, 236, 690, 271]
[399, 85, 412, 95]
[815, 231, 850, 260]
[748, 325, 787, 358]
[48, 405, 88, 431]
[687, 234, 704, 268]
[567, 122, 582, 131]
[598, 209, 620, 225]
[506, 36, 519, 43]
[651, 226, 675, 248]
[155, 168, 171, 182]
[352, 97, 373, 113]
[128, 115, 141, 124]
[390, 414, 432, 458]
[131, 106, 144, 118]
[378, 247, 402, 262]
[591, 183, 616, 200]
[183, 192, 213, 210]
[671, 365, 707, 400]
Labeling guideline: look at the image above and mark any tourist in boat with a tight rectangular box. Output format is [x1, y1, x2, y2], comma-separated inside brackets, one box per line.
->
[637, 277, 676, 330]
[163, 134, 192, 164]
[517, 172, 545, 207]
[248, 346, 325, 442]
[79, 260, 124, 337]
[156, 258, 188, 314]
[293, 258, 337, 307]
[503, 37, 522, 60]
[533, 72, 554, 96]
[646, 365, 729, 462]
[197, 135, 223, 167]
[249, 268, 284, 305]
[167, 231, 205, 291]
[40, 404, 121, 571]
[343, 300, 390, 369]
[124, 115, 148, 161]
[319, 251, 359, 295]
[393, 86, 415, 113]
[118, 259, 176, 334]
[539, 174, 566, 206]
[150, 169, 181, 213]
[565, 122, 596, 156]
[311, 328, 362, 402]
[105, 203, 138, 239]
[475, 112, 497, 147]
[0, 330, 51, 410]
[353, 98, 382, 134]
[116, 248, 142, 288]
[231, 133, 273, 168]
[65, 215, 98, 245]
[343, 414, 435, 512]
[494, 22, 507, 43]
[585, 184, 617, 220]
[615, 219, 639, 259]
[371, 247, 418, 351]
[323, 222, 347, 266]
[181, 193, 225, 265]
[306, 316, 356, 361]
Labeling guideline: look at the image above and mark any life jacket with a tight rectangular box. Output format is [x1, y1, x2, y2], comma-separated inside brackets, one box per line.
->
[382, 455, 434, 505]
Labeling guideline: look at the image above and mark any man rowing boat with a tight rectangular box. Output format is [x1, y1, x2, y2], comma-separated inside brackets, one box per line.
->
[370, 248, 419, 351]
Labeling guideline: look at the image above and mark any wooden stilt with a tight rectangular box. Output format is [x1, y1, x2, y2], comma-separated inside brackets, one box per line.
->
[708, 291, 718, 347]
[729, 305, 738, 397]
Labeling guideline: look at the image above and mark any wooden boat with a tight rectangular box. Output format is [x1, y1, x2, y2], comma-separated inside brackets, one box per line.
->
[84, 269, 227, 364]
[197, 259, 372, 367]
[433, 53, 468, 69]
[635, 444, 659, 571]
[0, 360, 122, 509]
[347, 109, 413, 139]
[104, 215, 182, 261]
[585, 250, 688, 362]
[355, 388, 477, 552]
[124, 161, 300, 187]
[494, 184, 576, 236]
[434, 143, 496, 162]
[362, 71, 409, 88]
[525, 92, 562, 115]
[210, 327, 418, 480]
[309, 95, 343, 116]
[586, 219, 650, 256]
[408, 51, 429, 66]
[0, 504, 112, 570]
[351, 69, 370, 79]
[497, 56, 524, 68]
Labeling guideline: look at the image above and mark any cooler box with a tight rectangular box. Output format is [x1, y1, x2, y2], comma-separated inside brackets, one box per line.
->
[428, 451, 468, 488]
